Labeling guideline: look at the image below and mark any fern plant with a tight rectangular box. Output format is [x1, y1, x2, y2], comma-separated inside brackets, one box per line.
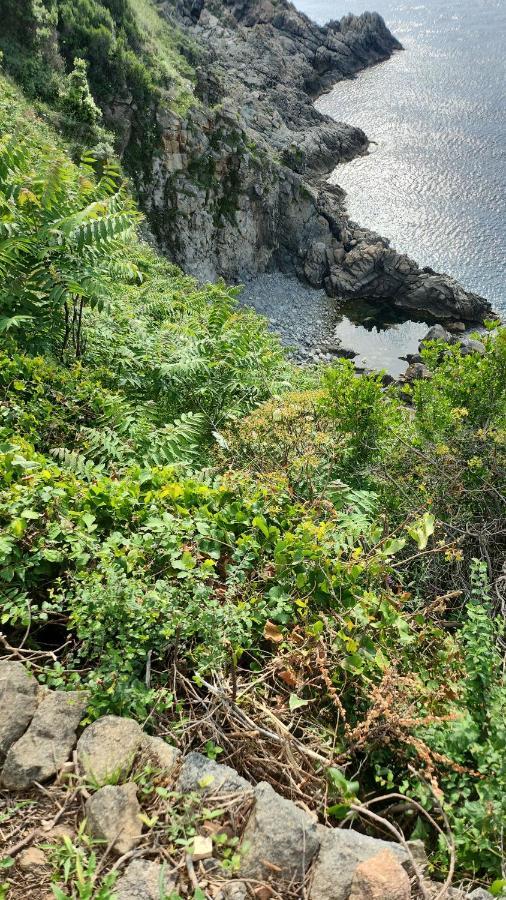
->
[0, 136, 141, 356]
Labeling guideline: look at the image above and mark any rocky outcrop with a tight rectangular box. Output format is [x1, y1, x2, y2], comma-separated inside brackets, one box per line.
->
[130, 0, 492, 323]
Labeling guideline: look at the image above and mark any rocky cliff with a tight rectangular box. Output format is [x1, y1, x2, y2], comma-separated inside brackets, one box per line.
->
[133, 0, 491, 322]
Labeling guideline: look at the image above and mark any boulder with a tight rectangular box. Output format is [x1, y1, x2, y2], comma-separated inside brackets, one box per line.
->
[446, 321, 466, 333]
[239, 781, 320, 885]
[1, 690, 88, 790]
[309, 826, 409, 900]
[85, 783, 141, 856]
[113, 858, 177, 899]
[459, 338, 486, 356]
[420, 325, 451, 345]
[469, 891, 494, 900]
[141, 735, 181, 775]
[176, 752, 250, 796]
[0, 661, 39, 763]
[348, 848, 411, 900]
[77, 716, 144, 785]
[403, 363, 432, 381]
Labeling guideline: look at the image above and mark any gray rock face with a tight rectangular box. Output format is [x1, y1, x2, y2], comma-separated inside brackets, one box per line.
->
[1, 690, 87, 790]
[468, 890, 494, 900]
[77, 716, 144, 785]
[0, 661, 39, 763]
[239, 781, 320, 885]
[85, 783, 142, 856]
[113, 858, 176, 899]
[176, 752, 251, 795]
[309, 826, 409, 900]
[404, 362, 432, 381]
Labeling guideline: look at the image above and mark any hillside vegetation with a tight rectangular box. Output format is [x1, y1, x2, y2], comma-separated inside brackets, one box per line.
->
[0, 38, 505, 898]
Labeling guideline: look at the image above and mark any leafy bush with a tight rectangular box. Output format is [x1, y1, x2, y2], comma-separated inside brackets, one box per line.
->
[0, 135, 140, 354]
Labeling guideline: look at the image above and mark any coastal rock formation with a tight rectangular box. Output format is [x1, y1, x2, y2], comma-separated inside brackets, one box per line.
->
[131, 0, 492, 322]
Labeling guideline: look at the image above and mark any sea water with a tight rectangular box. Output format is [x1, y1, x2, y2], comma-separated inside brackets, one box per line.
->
[294, 0, 506, 314]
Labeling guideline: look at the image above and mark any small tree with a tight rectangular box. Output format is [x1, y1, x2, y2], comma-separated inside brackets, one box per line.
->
[60, 58, 102, 137]
[0, 136, 141, 357]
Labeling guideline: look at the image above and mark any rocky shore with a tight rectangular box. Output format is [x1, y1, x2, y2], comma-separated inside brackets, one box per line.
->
[132, 0, 492, 323]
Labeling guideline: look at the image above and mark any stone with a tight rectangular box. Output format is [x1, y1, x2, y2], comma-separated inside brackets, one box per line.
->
[1, 690, 88, 790]
[469, 891, 494, 900]
[176, 752, 251, 795]
[141, 735, 181, 775]
[113, 858, 177, 899]
[85, 783, 142, 856]
[220, 885, 248, 900]
[406, 838, 428, 870]
[348, 848, 411, 900]
[17, 847, 47, 870]
[404, 362, 432, 381]
[192, 835, 213, 860]
[405, 353, 423, 364]
[309, 826, 409, 900]
[239, 781, 320, 885]
[420, 325, 451, 344]
[0, 661, 39, 763]
[459, 338, 486, 356]
[446, 321, 466, 333]
[77, 716, 144, 785]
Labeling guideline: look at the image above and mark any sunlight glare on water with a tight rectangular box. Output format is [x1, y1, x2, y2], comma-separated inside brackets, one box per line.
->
[294, 0, 506, 313]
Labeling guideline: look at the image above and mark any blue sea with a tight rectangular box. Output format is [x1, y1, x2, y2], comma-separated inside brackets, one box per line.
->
[294, 0, 506, 315]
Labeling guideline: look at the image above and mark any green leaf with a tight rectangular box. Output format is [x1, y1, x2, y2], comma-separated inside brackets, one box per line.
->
[327, 803, 350, 820]
[288, 694, 309, 712]
[252, 515, 269, 538]
[407, 512, 435, 550]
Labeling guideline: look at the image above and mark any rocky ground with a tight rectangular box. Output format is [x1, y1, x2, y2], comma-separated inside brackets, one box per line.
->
[0, 661, 493, 900]
[240, 274, 486, 376]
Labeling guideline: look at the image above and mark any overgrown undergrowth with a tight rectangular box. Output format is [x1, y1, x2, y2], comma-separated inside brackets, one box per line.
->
[0, 70, 505, 894]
